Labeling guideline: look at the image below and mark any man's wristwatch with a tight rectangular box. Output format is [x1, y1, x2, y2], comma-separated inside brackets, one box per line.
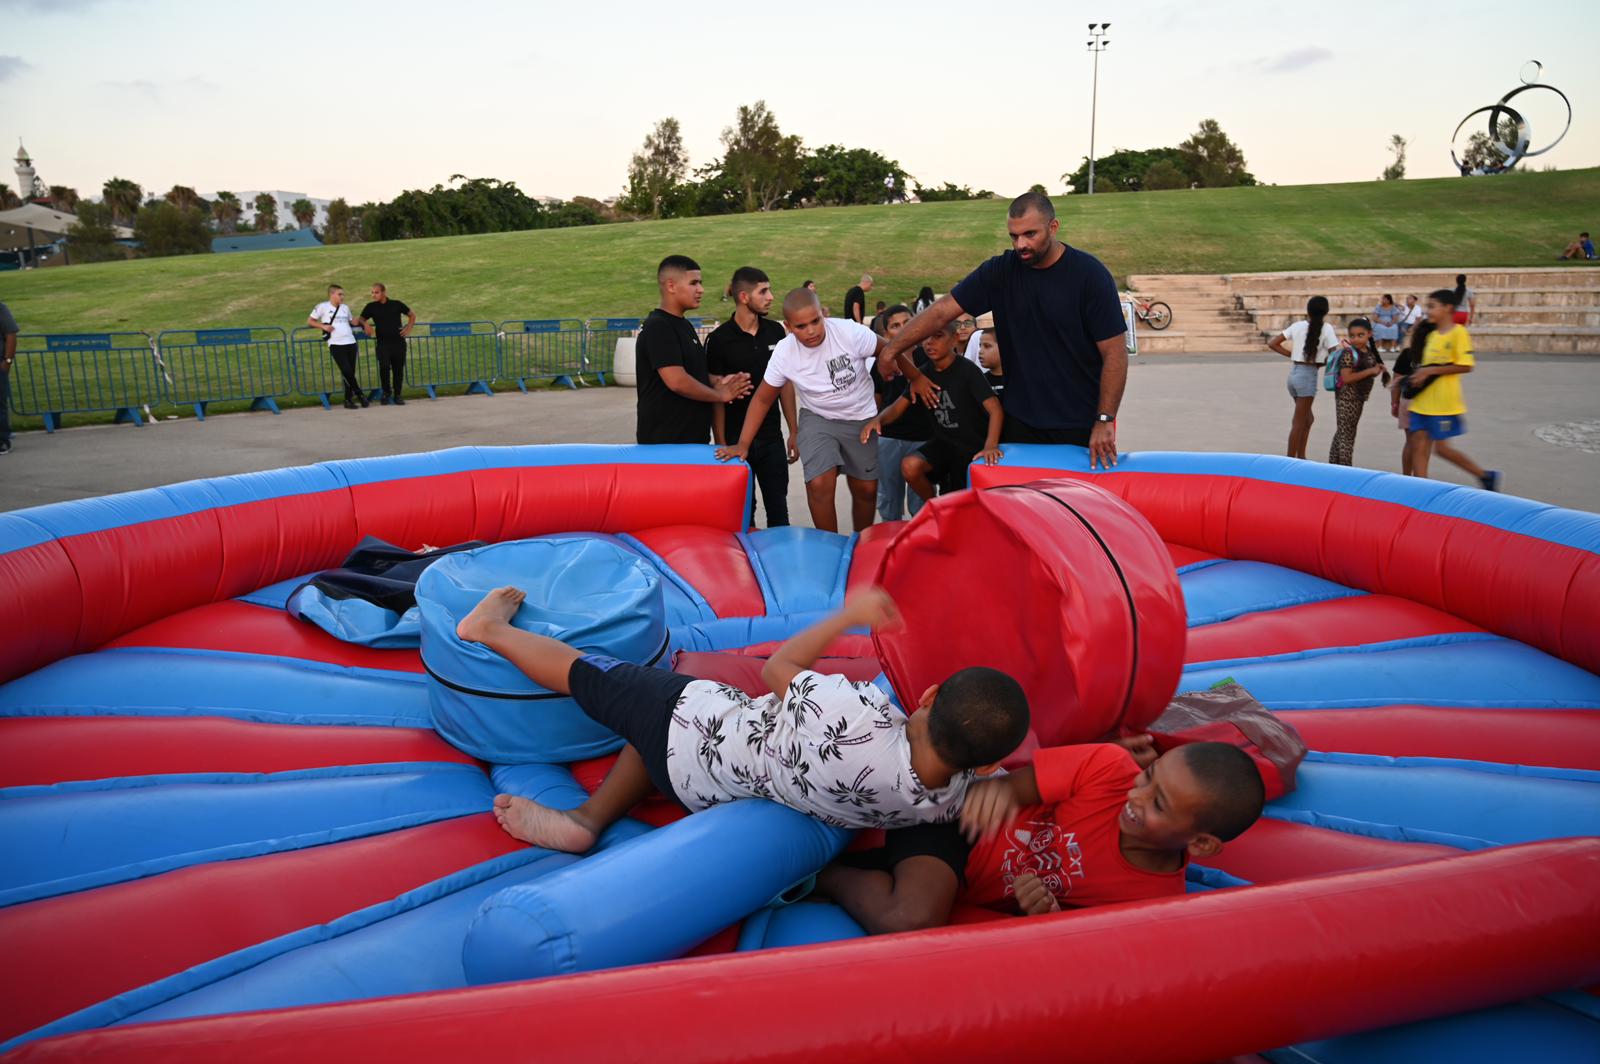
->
[1095, 413, 1115, 424]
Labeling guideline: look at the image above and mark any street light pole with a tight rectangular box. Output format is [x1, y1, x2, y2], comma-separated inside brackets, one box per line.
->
[1086, 23, 1110, 195]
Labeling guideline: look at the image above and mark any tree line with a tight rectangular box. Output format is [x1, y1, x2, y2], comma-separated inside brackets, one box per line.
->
[1060, 118, 1257, 194]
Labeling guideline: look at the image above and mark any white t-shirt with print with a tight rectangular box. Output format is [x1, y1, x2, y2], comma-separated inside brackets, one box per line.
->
[763, 319, 880, 422]
[1279, 320, 1341, 364]
[666, 669, 973, 829]
[312, 301, 358, 345]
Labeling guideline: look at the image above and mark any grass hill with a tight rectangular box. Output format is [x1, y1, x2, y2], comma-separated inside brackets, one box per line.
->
[4, 169, 1597, 335]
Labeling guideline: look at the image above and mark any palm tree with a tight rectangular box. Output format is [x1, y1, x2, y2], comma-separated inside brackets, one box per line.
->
[211, 191, 242, 233]
[102, 177, 143, 225]
[290, 197, 315, 230]
[165, 185, 201, 211]
[49, 185, 80, 212]
[253, 192, 279, 232]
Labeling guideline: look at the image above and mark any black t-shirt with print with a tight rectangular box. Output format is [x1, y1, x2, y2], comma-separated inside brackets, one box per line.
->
[873, 353, 935, 441]
[844, 286, 866, 323]
[706, 316, 788, 443]
[636, 309, 712, 445]
[359, 299, 412, 340]
[985, 371, 1006, 397]
[924, 356, 997, 455]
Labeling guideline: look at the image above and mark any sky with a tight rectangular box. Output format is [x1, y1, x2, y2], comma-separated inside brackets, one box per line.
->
[2, 0, 1596, 205]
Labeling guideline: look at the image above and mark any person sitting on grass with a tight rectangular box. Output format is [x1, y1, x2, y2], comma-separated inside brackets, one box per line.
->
[1558, 231, 1595, 260]
[461, 585, 1030, 847]
[814, 737, 1266, 933]
[863, 319, 1003, 502]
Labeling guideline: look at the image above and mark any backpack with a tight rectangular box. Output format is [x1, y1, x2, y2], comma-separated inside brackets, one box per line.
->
[1322, 343, 1350, 392]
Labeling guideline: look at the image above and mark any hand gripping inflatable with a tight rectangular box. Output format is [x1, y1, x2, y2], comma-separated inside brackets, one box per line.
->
[417, 535, 668, 763]
[461, 799, 849, 985]
[873, 478, 1185, 746]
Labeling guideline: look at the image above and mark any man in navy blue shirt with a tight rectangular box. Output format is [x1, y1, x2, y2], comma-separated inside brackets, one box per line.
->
[879, 192, 1128, 468]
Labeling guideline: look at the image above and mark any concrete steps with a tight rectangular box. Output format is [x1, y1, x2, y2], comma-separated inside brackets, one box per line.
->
[1128, 274, 1261, 353]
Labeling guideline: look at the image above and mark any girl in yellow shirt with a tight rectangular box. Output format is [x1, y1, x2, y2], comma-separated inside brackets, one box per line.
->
[1402, 289, 1501, 491]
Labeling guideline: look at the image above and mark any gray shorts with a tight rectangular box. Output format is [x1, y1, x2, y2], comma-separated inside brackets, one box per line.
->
[1286, 362, 1320, 399]
[798, 408, 878, 483]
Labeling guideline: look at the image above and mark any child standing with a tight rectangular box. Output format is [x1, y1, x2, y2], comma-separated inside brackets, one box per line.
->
[864, 320, 1003, 501]
[1389, 319, 1436, 476]
[1404, 289, 1500, 490]
[977, 329, 1005, 397]
[1328, 318, 1390, 466]
[1267, 295, 1340, 460]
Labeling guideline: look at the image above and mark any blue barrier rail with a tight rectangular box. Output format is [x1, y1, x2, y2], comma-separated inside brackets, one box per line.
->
[8, 333, 163, 431]
[288, 328, 377, 408]
[398, 321, 499, 399]
[155, 327, 293, 420]
[496, 319, 588, 390]
[582, 317, 640, 379]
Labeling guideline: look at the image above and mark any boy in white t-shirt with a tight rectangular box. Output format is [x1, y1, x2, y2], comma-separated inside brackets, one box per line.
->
[717, 288, 910, 532]
[462, 585, 1031, 848]
[307, 283, 368, 409]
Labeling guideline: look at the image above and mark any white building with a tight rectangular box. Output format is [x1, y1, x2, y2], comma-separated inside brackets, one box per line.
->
[218, 190, 335, 231]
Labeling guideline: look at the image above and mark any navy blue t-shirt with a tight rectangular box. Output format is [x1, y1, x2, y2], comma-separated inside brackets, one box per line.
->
[950, 246, 1125, 430]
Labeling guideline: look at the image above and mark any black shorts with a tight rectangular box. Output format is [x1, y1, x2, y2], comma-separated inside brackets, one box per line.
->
[567, 655, 693, 806]
[914, 438, 980, 493]
[841, 819, 973, 885]
[1001, 414, 1092, 447]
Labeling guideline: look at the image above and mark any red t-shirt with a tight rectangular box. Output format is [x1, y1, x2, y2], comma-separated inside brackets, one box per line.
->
[961, 744, 1187, 911]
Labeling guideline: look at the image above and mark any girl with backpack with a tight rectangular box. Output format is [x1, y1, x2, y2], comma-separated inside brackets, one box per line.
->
[1326, 317, 1390, 466]
[1267, 295, 1340, 459]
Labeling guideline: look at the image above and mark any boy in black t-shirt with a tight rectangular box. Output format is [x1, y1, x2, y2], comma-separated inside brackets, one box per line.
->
[356, 283, 415, 405]
[635, 255, 752, 445]
[864, 320, 1002, 499]
[707, 267, 797, 527]
[977, 328, 1005, 397]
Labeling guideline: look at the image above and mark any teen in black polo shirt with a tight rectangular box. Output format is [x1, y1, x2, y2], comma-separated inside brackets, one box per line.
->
[879, 192, 1127, 469]
[708, 267, 796, 527]
[635, 255, 752, 445]
[356, 283, 415, 405]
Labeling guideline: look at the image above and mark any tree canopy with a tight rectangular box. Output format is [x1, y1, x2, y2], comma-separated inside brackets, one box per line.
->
[1062, 120, 1255, 194]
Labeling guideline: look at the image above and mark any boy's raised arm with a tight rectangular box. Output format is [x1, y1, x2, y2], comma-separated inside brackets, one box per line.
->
[761, 587, 901, 700]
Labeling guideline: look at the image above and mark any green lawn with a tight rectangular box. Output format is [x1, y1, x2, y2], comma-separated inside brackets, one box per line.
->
[2, 168, 1595, 430]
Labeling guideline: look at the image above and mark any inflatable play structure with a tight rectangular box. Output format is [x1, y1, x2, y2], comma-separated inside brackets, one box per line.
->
[1, 444, 1597, 1063]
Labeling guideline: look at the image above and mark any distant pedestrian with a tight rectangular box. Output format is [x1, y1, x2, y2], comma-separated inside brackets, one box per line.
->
[635, 255, 751, 445]
[914, 286, 937, 315]
[1452, 274, 1476, 325]
[707, 266, 797, 528]
[803, 279, 831, 318]
[1328, 317, 1389, 466]
[356, 283, 415, 406]
[1403, 289, 1499, 491]
[1371, 294, 1403, 355]
[309, 284, 368, 409]
[844, 274, 873, 324]
[0, 300, 17, 455]
[1267, 295, 1338, 460]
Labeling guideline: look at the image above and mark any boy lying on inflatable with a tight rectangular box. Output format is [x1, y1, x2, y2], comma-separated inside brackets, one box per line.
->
[460, 585, 1031, 845]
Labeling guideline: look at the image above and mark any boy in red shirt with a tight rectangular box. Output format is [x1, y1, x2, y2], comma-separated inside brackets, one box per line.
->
[816, 739, 1265, 932]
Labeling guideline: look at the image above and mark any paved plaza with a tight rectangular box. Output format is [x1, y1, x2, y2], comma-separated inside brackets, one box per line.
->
[5, 354, 1597, 518]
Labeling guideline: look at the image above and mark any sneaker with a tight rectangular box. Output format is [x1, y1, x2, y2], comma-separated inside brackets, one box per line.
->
[0, 439, 11, 455]
[1480, 470, 1502, 492]
[392, 396, 406, 406]
[358, 393, 371, 409]
[379, 394, 392, 406]
[343, 398, 358, 410]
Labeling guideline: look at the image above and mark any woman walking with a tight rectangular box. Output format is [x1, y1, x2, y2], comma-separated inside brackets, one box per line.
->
[1268, 295, 1340, 459]
[1452, 274, 1476, 324]
[1328, 317, 1389, 466]
[1371, 294, 1403, 355]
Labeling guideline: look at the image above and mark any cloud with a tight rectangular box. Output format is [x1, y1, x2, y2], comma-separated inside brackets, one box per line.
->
[1253, 47, 1334, 74]
[0, 55, 29, 82]
[96, 75, 219, 100]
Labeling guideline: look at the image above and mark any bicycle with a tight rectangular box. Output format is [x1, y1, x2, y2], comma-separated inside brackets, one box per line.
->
[1128, 295, 1173, 331]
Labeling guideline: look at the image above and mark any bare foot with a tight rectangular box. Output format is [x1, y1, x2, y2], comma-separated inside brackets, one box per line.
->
[492, 793, 598, 853]
[457, 586, 526, 643]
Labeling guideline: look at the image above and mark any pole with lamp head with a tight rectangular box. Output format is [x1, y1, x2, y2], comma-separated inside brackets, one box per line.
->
[1086, 23, 1110, 195]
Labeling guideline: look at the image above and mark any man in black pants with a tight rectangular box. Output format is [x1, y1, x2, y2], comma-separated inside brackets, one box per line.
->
[708, 267, 797, 527]
[880, 192, 1127, 468]
[635, 254, 751, 445]
[308, 284, 367, 409]
[356, 283, 415, 406]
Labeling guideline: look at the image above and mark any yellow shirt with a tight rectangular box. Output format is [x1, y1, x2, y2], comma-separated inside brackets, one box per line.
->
[1409, 326, 1475, 417]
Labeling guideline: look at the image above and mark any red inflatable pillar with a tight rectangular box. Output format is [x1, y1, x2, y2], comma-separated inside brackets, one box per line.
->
[873, 478, 1185, 747]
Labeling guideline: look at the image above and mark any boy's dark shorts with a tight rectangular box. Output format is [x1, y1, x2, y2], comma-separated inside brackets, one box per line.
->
[841, 820, 973, 884]
[913, 438, 979, 494]
[567, 654, 692, 806]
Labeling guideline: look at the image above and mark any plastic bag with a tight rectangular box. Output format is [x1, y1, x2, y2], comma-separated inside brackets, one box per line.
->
[1145, 679, 1307, 799]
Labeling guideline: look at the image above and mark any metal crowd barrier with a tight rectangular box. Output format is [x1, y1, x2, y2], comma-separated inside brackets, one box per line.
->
[496, 319, 587, 390]
[288, 328, 377, 408]
[8, 332, 163, 431]
[582, 317, 640, 379]
[155, 327, 294, 419]
[400, 321, 499, 399]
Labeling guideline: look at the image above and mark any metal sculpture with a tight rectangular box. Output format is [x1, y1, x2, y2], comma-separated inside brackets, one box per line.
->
[1451, 60, 1572, 175]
